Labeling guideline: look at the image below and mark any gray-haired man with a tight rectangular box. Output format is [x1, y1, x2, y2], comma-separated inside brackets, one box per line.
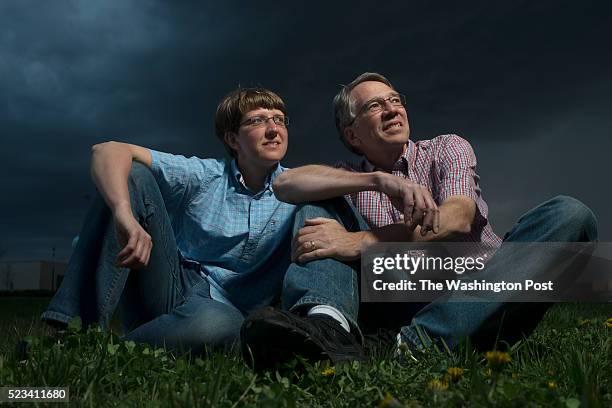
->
[272, 72, 597, 353]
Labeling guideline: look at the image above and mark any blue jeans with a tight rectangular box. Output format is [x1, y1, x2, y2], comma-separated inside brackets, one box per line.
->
[42, 163, 360, 352]
[392, 195, 598, 350]
[282, 198, 363, 334]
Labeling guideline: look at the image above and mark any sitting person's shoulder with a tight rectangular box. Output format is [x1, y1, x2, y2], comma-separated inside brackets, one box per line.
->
[428, 133, 471, 146]
[155, 150, 232, 181]
[197, 157, 229, 173]
[422, 134, 474, 154]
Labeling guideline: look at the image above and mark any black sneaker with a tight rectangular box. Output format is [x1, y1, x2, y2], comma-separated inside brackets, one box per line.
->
[240, 307, 365, 371]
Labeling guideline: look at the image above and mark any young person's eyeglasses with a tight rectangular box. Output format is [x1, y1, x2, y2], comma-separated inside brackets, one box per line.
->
[240, 115, 290, 128]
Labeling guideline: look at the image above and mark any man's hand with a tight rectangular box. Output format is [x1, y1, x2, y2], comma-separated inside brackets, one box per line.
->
[113, 207, 153, 269]
[377, 173, 440, 236]
[292, 218, 364, 263]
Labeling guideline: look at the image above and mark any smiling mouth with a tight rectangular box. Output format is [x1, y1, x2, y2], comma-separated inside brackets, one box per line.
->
[382, 122, 402, 131]
[263, 141, 282, 147]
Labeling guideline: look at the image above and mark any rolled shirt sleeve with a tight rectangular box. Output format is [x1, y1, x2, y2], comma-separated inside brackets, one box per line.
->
[148, 149, 202, 215]
[436, 135, 489, 231]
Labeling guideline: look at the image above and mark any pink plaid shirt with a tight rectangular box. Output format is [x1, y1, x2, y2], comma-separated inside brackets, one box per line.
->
[337, 134, 502, 248]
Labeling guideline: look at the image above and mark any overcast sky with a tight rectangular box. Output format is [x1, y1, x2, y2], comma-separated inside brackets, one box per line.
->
[1, 0, 610, 261]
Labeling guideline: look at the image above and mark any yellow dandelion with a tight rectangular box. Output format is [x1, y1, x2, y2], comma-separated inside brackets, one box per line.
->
[547, 381, 557, 390]
[446, 367, 464, 382]
[427, 378, 449, 391]
[605, 318, 612, 328]
[321, 367, 335, 377]
[485, 350, 511, 369]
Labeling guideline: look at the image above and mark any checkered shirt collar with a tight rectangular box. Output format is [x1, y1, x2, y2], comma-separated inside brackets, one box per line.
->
[361, 140, 415, 173]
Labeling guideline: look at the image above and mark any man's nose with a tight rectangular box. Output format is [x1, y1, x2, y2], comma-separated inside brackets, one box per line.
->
[382, 102, 400, 119]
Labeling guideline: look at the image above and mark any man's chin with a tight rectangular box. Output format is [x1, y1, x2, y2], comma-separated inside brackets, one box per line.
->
[381, 131, 409, 144]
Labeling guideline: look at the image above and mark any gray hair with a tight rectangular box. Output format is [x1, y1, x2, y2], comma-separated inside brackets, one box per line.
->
[332, 72, 395, 154]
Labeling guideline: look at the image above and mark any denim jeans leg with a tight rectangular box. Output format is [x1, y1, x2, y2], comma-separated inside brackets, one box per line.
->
[281, 197, 363, 333]
[401, 195, 598, 350]
[123, 277, 244, 352]
[42, 162, 190, 330]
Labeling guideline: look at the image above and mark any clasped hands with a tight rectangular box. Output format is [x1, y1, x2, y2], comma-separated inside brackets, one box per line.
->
[292, 175, 439, 263]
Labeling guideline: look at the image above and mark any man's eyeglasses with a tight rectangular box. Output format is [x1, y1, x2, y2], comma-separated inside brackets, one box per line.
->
[240, 115, 290, 128]
[348, 93, 406, 126]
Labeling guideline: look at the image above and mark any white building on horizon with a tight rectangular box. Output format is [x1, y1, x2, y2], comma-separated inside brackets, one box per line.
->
[0, 260, 67, 292]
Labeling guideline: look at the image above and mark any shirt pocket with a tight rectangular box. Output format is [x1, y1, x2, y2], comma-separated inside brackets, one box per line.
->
[266, 218, 279, 235]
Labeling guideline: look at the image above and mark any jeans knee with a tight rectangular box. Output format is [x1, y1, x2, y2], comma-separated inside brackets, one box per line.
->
[296, 201, 336, 221]
[128, 161, 156, 186]
[294, 197, 356, 230]
[189, 306, 243, 346]
[548, 195, 598, 242]
[127, 162, 164, 215]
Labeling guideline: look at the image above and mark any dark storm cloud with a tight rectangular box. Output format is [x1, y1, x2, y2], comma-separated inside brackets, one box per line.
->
[1, 0, 611, 260]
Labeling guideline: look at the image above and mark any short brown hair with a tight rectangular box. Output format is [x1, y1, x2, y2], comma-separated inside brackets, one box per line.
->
[333, 72, 395, 155]
[214, 88, 287, 157]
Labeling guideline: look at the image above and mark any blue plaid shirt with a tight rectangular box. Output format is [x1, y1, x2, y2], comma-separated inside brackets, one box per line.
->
[149, 150, 296, 314]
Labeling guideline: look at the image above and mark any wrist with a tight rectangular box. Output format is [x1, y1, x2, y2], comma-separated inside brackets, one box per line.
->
[357, 230, 378, 252]
[372, 171, 391, 193]
[112, 201, 132, 216]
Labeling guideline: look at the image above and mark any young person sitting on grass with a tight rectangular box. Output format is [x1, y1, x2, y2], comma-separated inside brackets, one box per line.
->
[40, 87, 365, 370]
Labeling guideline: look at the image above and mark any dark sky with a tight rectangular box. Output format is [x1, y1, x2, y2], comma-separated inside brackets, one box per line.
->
[1, 0, 611, 261]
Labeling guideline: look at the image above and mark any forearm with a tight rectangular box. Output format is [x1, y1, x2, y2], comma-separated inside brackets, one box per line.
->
[411, 225, 466, 242]
[341, 224, 416, 259]
[357, 196, 475, 251]
[90, 142, 137, 215]
[416, 196, 474, 241]
[273, 165, 384, 203]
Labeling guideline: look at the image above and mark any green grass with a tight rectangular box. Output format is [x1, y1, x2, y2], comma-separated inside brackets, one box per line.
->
[0, 297, 54, 355]
[0, 299, 610, 407]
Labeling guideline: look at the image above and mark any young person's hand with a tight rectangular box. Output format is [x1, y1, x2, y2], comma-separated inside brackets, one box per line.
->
[292, 218, 368, 263]
[113, 206, 153, 269]
[377, 173, 440, 235]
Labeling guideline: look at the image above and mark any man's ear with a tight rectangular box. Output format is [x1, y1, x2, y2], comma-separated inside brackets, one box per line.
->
[343, 127, 360, 148]
[224, 131, 239, 151]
